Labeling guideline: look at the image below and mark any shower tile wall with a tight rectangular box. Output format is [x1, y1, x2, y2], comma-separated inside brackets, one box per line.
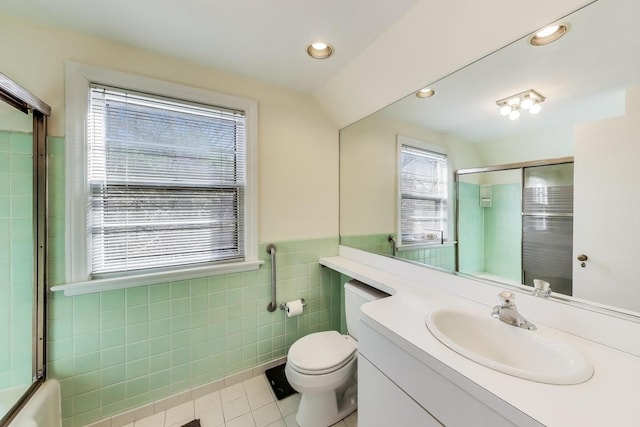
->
[0, 130, 33, 390]
[45, 137, 343, 427]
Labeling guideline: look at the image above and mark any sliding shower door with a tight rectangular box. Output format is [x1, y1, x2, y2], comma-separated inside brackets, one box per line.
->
[522, 163, 574, 295]
[0, 73, 49, 425]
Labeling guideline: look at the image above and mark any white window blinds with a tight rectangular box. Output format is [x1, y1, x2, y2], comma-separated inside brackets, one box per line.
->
[400, 145, 448, 244]
[88, 84, 246, 277]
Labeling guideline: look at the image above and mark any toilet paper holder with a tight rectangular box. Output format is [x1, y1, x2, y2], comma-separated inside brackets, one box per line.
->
[279, 298, 306, 311]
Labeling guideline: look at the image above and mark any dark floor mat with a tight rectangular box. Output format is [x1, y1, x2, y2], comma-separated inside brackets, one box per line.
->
[180, 420, 200, 427]
[265, 364, 297, 400]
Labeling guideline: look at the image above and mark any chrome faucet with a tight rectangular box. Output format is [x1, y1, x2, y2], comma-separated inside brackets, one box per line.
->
[491, 291, 537, 331]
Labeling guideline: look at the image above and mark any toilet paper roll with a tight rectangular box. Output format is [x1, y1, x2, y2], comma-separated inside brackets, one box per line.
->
[285, 299, 304, 317]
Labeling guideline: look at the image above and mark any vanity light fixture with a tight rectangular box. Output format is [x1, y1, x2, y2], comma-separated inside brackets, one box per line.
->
[416, 87, 436, 98]
[496, 89, 545, 120]
[530, 24, 568, 46]
[306, 42, 334, 59]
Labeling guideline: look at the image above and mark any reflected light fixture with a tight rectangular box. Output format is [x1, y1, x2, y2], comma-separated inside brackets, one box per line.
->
[496, 89, 545, 120]
[307, 42, 334, 59]
[530, 24, 568, 46]
[416, 87, 436, 98]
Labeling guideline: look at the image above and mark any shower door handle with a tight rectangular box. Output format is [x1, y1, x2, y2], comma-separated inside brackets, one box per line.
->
[577, 254, 588, 262]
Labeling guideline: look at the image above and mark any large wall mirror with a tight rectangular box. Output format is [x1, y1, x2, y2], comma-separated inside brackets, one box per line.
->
[339, 0, 640, 316]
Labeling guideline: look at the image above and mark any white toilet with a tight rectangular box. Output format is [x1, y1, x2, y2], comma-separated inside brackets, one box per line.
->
[285, 280, 388, 427]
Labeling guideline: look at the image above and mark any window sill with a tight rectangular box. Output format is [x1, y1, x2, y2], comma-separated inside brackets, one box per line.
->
[396, 241, 457, 251]
[50, 260, 265, 296]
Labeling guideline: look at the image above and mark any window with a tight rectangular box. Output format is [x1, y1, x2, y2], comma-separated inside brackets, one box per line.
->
[63, 62, 259, 293]
[398, 136, 449, 246]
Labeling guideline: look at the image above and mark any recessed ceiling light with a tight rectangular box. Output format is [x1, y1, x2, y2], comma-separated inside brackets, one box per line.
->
[416, 88, 435, 98]
[307, 42, 334, 59]
[529, 24, 569, 46]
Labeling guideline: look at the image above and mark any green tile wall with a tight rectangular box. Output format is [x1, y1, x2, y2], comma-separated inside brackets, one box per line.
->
[341, 233, 455, 271]
[45, 136, 343, 427]
[0, 130, 34, 391]
[483, 183, 522, 282]
[457, 182, 484, 275]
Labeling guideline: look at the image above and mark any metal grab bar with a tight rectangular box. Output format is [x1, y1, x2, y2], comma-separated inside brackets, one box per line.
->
[266, 244, 278, 312]
[388, 235, 397, 257]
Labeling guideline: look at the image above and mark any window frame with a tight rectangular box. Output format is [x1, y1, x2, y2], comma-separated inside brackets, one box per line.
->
[396, 135, 453, 249]
[59, 61, 260, 295]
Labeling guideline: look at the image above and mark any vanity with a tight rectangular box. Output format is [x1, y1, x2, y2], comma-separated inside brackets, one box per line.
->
[321, 247, 640, 426]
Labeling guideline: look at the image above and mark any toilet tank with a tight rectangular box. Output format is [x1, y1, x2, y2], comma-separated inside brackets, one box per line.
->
[344, 280, 389, 340]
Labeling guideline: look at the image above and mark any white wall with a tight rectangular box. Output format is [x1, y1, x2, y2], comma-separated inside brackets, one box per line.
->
[340, 114, 480, 236]
[0, 14, 339, 243]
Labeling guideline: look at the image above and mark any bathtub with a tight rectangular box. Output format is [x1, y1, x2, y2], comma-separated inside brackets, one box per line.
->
[6, 380, 60, 427]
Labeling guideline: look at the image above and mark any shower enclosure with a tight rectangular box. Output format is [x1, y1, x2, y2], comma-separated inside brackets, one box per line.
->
[0, 73, 49, 425]
[456, 158, 574, 296]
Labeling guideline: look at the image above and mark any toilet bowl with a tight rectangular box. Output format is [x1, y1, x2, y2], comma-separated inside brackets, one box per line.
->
[285, 280, 388, 427]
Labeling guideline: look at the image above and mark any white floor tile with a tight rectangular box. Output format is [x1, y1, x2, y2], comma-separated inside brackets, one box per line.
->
[226, 412, 257, 427]
[223, 396, 251, 421]
[247, 387, 275, 410]
[195, 390, 222, 415]
[243, 375, 270, 392]
[120, 373, 355, 427]
[198, 404, 225, 427]
[165, 401, 195, 427]
[252, 402, 282, 427]
[221, 383, 246, 403]
[133, 411, 165, 427]
[275, 394, 300, 417]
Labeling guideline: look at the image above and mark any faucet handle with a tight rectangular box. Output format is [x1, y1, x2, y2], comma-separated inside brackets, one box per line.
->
[533, 279, 552, 297]
[497, 290, 515, 307]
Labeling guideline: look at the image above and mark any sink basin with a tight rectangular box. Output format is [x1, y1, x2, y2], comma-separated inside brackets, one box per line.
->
[426, 307, 593, 384]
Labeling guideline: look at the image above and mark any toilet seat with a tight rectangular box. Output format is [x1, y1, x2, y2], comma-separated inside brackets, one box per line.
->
[288, 331, 356, 375]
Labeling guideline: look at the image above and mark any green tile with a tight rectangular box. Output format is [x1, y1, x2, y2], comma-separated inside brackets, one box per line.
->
[102, 346, 126, 368]
[101, 328, 125, 350]
[171, 347, 189, 366]
[191, 278, 207, 295]
[149, 336, 170, 356]
[126, 376, 149, 398]
[225, 273, 242, 290]
[126, 341, 148, 362]
[126, 323, 148, 343]
[74, 333, 100, 355]
[10, 174, 32, 196]
[207, 276, 225, 293]
[74, 389, 100, 414]
[101, 383, 126, 406]
[149, 369, 170, 390]
[126, 287, 148, 307]
[149, 352, 170, 372]
[73, 370, 101, 394]
[101, 290, 125, 311]
[170, 314, 189, 333]
[73, 294, 100, 316]
[149, 318, 170, 338]
[170, 280, 189, 298]
[10, 132, 32, 153]
[126, 358, 149, 379]
[149, 283, 170, 302]
[171, 298, 189, 316]
[170, 331, 189, 349]
[101, 309, 125, 330]
[149, 301, 170, 321]
[74, 352, 101, 375]
[73, 313, 100, 335]
[101, 364, 125, 387]
[126, 305, 148, 325]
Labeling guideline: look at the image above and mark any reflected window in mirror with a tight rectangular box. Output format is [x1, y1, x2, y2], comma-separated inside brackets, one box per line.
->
[397, 135, 449, 247]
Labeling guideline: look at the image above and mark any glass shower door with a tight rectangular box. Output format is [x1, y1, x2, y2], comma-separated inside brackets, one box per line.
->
[0, 102, 35, 419]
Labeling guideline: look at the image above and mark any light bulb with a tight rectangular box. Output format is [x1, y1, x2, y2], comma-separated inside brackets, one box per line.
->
[500, 105, 511, 116]
[529, 103, 542, 114]
[521, 97, 533, 110]
[509, 109, 520, 120]
[536, 25, 560, 38]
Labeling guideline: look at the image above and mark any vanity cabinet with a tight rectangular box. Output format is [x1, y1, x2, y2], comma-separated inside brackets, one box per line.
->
[358, 320, 542, 427]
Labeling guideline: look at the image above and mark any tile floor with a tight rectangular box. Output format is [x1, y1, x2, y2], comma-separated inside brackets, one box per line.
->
[123, 373, 357, 427]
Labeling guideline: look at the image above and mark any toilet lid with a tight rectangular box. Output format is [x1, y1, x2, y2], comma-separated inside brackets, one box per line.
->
[288, 331, 357, 374]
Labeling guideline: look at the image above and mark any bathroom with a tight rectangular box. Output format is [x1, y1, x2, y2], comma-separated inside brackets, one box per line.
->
[2, 0, 640, 426]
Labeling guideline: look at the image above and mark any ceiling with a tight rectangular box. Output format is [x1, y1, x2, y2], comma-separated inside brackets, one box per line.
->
[0, 0, 418, 94]
[376, 0, 640, 142]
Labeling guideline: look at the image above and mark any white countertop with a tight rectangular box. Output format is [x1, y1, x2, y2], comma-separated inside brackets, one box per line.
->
[320, 251, 640, 426]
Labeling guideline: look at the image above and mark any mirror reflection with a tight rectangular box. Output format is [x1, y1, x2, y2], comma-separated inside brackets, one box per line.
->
[339, 0, 640, 314]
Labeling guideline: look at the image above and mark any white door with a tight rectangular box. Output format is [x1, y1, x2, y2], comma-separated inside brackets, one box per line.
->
[573, 112, 640, 312]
